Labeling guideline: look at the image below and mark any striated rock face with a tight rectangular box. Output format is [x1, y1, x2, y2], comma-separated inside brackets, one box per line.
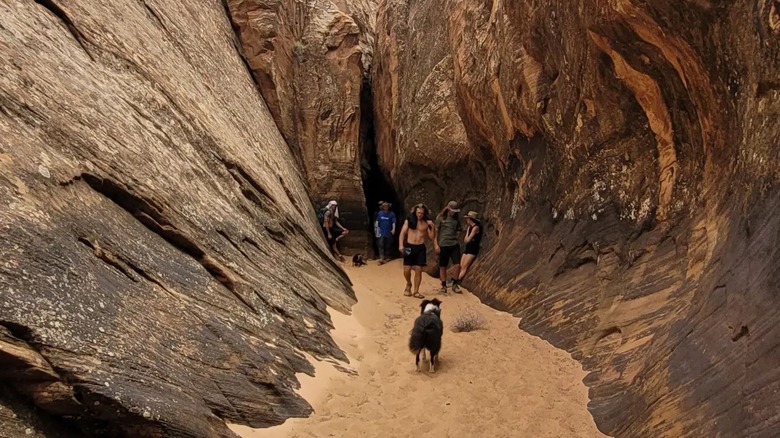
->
[1, 386, 81, 438]
[0, 0, 354, 436]
[227, 0, 378, 252]
[373, 0, 780, 436]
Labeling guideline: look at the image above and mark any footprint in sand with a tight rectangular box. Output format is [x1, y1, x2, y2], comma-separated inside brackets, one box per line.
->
[232, 264, 605, 438]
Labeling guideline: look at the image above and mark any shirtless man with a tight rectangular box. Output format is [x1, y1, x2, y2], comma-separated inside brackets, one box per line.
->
[398, 204, 435, 298]
[322, 200, 349, 261]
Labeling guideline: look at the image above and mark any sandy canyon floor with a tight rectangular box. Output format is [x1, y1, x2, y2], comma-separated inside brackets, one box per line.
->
[230, 259, 605, 438]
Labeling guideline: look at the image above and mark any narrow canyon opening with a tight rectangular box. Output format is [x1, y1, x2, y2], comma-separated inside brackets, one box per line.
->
[359, 78, 404, 259]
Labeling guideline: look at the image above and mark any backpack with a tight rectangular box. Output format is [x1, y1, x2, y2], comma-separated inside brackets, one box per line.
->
[316, 204, 329, 225]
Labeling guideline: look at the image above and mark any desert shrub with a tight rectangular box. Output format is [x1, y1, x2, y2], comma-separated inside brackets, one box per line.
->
[450, 308, 487, 333]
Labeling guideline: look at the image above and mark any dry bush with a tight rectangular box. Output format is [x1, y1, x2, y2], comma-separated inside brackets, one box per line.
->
[450, 308, 487, 333]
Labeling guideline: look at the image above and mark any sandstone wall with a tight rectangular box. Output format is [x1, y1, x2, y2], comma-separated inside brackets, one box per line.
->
[227, 0, 378, 253]
[0, 0, 354, 436]
[372, 0, 780, 436]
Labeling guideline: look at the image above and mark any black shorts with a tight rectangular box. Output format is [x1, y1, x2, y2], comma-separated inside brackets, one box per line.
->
[438, 244, 461, 267]
[324, 227, 343, 245]
[403, 243, 427, 266]
[464, 243, 479, 256]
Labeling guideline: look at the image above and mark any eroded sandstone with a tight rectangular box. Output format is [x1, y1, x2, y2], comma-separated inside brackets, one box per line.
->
[372, 0, 779, 436]
[3, 0, 779, 435]
[1, 0, 354, 436]
[227, 0, 378, 252]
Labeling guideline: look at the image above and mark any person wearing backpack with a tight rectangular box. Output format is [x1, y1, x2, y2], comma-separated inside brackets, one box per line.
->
[376, 201, 396, 265]
[321, 200, 349, 261]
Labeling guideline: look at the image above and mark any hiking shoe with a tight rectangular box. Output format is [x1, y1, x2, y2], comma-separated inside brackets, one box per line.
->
[452, 282, 462, 294]
[439, 286, 448, 294]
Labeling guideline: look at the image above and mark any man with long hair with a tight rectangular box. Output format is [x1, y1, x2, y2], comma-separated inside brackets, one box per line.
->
[398, 204, 435, 298]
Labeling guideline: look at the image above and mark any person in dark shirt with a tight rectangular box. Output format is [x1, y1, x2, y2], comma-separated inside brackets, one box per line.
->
[434, 201, 462, 294]
[376, 202, 396, 264]
[455, 210, 482, 286]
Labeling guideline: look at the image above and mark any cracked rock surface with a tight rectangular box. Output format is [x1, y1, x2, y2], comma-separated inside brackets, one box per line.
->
[1, 0, 354, 436]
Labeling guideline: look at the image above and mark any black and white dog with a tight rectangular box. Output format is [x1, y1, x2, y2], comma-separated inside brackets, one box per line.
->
[352, 253, 367, 267]
[408, 298, 443, 372]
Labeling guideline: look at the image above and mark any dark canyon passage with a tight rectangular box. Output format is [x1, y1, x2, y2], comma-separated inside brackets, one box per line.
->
[359, 79, 405, 259]
[2, 0, 779, 437]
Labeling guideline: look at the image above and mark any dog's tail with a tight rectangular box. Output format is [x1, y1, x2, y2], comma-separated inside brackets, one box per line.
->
[409, 313, 441, 353]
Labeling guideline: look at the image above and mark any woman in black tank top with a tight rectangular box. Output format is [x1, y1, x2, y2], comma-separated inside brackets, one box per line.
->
[456, 211, 482, 285]
[464, 224, 482, 255]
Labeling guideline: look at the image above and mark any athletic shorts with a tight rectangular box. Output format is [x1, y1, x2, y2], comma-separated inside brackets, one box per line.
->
[403, 243, 427, 266]
[438, 244, 461, 267]
[324, 227, 343, 246]
[464, 242, 479, 256]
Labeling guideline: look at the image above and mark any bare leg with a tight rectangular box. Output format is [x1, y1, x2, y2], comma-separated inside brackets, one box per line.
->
[413, 266, 423, 296]
[335, 229, 349, 244]
[451, 262, 463, 292]
[458, 254, 476, 281]
[438, 266, 448, 293]
[403, 265, 412, 295]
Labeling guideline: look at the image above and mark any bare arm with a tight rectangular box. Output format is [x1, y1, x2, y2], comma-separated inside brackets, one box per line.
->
[464, 225, 479, 242]
[426, 220, 435, 240]
[398, 220, 409, 251]
[432, 220, 440, 251]
[323, 213, 332, 236]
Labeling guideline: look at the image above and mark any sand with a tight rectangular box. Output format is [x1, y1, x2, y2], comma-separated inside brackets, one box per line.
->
[230, 259, 606, 438]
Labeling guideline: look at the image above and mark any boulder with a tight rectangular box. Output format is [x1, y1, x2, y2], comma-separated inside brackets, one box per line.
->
[372, 0, 780, 436]
[0, 0, 354, 436]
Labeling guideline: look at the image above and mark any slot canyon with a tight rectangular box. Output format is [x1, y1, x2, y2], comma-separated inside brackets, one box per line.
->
[1, 0, 778, 437]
